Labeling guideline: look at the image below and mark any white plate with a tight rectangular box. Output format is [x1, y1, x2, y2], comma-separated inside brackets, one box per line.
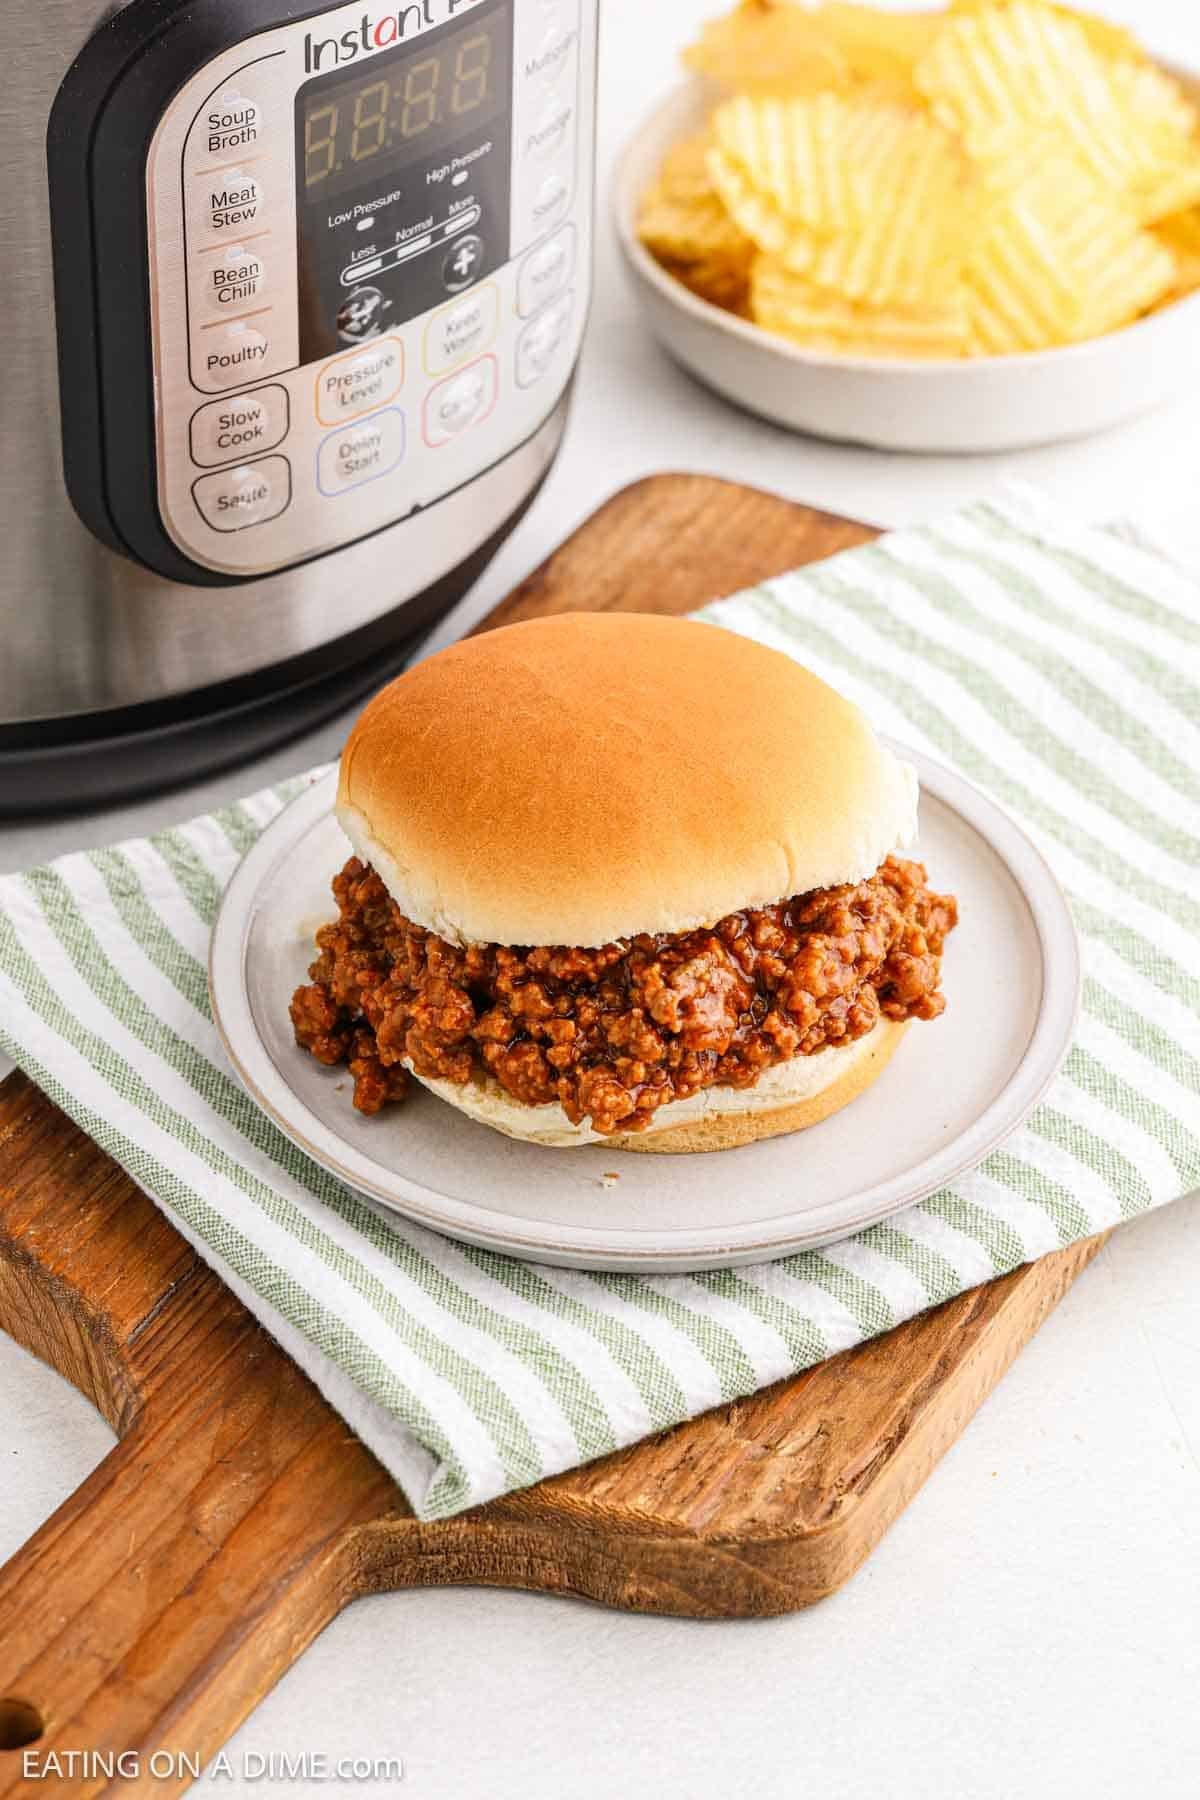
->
[614, 77, 1200, 454]
[209, 749, 1079, 1272]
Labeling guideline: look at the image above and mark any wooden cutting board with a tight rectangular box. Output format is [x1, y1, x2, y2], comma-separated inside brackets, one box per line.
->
[0, 475, 1105, 1795]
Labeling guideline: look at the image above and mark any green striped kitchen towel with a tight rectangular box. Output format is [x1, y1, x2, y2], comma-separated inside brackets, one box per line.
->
[1, 486, 1196, 1520]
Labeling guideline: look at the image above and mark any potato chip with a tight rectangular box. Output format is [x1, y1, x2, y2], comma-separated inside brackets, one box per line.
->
[684, 1, 848, 96]
[964, 137, 1176, 353]
[1154, 207, 1200, 301]
[916, 3, 1152, 194]
[711, 92, 865, 238]
[711, 91, 978, 308]
[1105, 58, 1200, 224]
[814, 4, 941, 90]
[949, 0, 1146, 67]
[751, 258, 970, 357]
[644, 0, 1194, 361]
[638, 134, 756, 313]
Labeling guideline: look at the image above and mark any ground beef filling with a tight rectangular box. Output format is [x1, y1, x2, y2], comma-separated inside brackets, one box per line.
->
[290, 856, 958, 1135]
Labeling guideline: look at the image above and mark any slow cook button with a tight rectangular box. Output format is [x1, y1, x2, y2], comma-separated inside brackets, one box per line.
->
[515, 291, 573, 388]
[517, 225, 575, 319]
[190, 385, 289, 468]
[192, 168, 264, 240]
[196, 244, 267, 318]
[192, 455, 290, 531]
[189, 91, 263, 165]
[198, 317, 272, 389]
[423, 283, 499, 375]
[317, 409, 406, 495]
[316, 337, 404, 424]
[423, 355, 498, 446]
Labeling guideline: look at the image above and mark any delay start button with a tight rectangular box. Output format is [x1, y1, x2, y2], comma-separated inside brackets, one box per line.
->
[192, 455, 291, 531]
[315, 337, 404, 425]
[317, 408, 406, 495]
[190, 385, 289, 468]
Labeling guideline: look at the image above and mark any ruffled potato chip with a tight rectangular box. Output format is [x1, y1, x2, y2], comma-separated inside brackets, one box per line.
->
[1154, 207, 1200, 302]
[639, 0, 1194, 358]
[948, 0, 1146, 66]
[751, 258, 970, 356]
[965, 136, 1175, 353]
[711, 92, 977, 308]
[637, 135, 756, 312]
[684, 1, 848, 96]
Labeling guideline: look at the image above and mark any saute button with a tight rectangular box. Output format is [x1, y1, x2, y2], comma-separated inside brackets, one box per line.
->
[528, 171, 570, 234]
[196, 244, 267, 318]
[192, 456, 290, 531]
[424, 283, 499, 374]
[317, 408, 406, 494]
[423, 356, 498, 446]
[192, 168, 264, 240]
[517, 225, 575, 318]
[198, 318, 272, 389]
[515, 291, 573, 388]
[190, 385, 289, 467]
[315, 337, 404, 424]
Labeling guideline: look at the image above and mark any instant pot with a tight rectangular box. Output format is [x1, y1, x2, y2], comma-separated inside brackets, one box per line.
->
[2, 0, 595, 810]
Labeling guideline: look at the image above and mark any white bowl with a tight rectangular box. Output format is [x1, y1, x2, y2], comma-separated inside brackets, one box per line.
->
[614, 78, 1200, 454]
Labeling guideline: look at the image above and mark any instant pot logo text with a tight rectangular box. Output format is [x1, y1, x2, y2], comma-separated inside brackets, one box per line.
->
[304, 0, 485, 72]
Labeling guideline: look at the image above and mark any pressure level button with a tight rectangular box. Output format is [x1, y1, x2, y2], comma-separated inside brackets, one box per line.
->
[190, 385, 289, 468]
[192, 456, 290, 531]
[315, 337, 404, 425]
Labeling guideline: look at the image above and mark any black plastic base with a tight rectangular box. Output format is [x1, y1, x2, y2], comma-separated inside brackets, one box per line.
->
[0, 497, 531, 817]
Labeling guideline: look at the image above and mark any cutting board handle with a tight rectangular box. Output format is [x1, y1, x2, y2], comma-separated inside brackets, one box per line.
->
[0, 1076, 402, 1793]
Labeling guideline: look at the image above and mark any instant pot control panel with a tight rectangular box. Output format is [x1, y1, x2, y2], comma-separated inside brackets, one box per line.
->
[50, 0, 594, 584]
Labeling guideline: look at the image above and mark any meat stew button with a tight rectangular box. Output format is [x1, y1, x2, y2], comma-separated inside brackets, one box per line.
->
[192, 456, 290, 531]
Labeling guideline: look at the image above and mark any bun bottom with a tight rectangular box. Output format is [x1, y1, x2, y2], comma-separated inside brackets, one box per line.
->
[407, 1018, 908, 1154]
[610, 1018, 908, 1153]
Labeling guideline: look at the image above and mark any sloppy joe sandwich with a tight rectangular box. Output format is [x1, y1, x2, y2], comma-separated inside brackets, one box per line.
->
[290, 613, 958, 1153]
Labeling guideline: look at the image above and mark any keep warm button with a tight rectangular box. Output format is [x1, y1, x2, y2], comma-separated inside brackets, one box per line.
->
[318, 409, 405, 495]
[192, 456, 290, 531]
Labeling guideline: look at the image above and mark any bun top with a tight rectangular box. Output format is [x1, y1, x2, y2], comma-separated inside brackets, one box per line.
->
[336, 613, 917, 948]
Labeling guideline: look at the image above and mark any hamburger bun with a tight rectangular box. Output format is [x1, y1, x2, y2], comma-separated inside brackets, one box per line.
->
[337, 611, 917, 950]
[406, 1018, 908, 1153]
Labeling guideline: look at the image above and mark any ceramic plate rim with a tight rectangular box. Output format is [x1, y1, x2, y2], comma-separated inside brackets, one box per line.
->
[208, 746, 1080, 1271]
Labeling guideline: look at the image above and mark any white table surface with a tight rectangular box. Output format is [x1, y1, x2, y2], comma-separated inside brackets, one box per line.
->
[3, 3, 1199, 1793]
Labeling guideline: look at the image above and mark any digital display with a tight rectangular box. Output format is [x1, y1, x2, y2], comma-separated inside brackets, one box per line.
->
[300, 14, 508, 200]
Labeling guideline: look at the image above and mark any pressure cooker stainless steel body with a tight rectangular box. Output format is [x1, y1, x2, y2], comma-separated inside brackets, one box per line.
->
[3, 0, 595, 808]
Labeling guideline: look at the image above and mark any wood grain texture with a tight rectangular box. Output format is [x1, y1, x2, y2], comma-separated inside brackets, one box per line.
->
[0, 476, 1106, 1796]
